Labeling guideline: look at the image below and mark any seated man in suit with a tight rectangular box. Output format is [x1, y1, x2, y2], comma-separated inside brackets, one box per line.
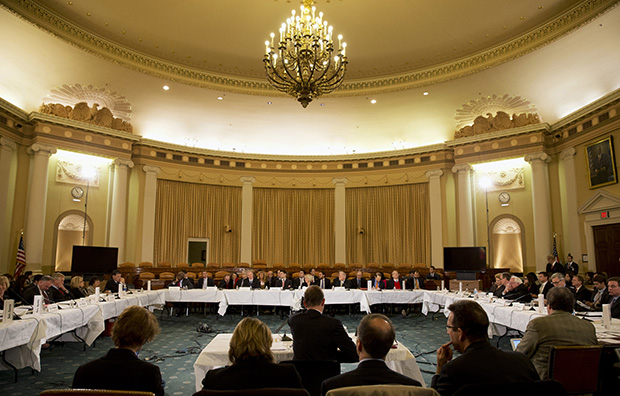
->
[104, 270, 124, 293]
[288, 285, 357, 362]
[240, 270, 259, 288]
[532, 271, 553, 299]
[493, 272, 511, 298]
[426, 265, 442, 280]
[608, 277, 620, 319]
[584, 274, 609, 311]
[516, 286, 598, 379]
[22, 275, 53, 304]
[332, 271, 349, 288]
[503, 276, 531, 302]
[321, 313, 421, 395]
[293, 270, 308, 289]
[571, 274, 592, 311]
[349, 270, 367, 289]
[197, 271, 215, 289]
[169, 271, 193, 316]
[315, 271, 331, 289]
[218, 273, 234, 289]
[386, 270, 404, 290]
[406, 270, 424, 290]
[49, 272, 71, 302]
[433, 300, 539, 395]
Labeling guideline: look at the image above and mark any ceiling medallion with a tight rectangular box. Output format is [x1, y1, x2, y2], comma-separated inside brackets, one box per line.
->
[263, 0, 347, 108]
[43, 83, 132, 121]
[454, 94, 538, 130]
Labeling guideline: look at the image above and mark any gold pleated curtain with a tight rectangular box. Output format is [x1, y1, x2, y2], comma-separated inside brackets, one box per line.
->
[252, 188, 334, 266]
[154, 180, 242, 265]
[346, 184, 430, 266]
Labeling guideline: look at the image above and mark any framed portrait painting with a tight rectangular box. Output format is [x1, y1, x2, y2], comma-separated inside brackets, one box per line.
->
[586, 136, 617, 189]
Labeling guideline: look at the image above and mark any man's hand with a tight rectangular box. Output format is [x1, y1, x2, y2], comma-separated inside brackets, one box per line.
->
[436, 342, 453, 374]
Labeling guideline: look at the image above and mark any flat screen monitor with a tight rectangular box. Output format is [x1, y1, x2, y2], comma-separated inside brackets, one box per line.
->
[71, 245, 118, 274]
[443, 247, 487, 272]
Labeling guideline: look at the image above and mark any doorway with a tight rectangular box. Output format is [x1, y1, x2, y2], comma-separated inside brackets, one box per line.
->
[490, 215, 525, 273]
[593, 223, 620, 277]
[187, 237, 209, 265]
[53, 211, 93, 271]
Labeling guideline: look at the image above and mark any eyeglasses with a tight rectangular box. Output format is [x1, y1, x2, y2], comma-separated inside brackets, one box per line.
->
[551, 280, 562, 285]
[445, 325, 459, 331]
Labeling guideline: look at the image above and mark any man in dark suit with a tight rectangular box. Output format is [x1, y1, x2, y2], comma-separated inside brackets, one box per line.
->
[49, 272, 71, 302]
[240, 270, 259, 288]
[545, 255, 564, 274]
[170, 271, 193, 289]
[608, 277, 620, 319]
[406, 270, 424, 290]
[292, 270, 308, 289]
[23, 275, 53, 304]
[349, 270, 367, 289]
[315, 271, 331, 289]
[432, 300, 539, 395]
[564, 253, 579, 275]
[571, 275, 592, 311]
[197, 271, 215, 289]
[503, 276, 531, 302]
[321, 313, 421, 395]
[104, 270, 123, 293]
[425, 266, 442, 280]
[288, 285, 357, 362]
[218, 273, 234, 289]
[332, 271, 349, 288]
[493, 272, 511, 298]
[274, 271, 293, 289]
[585, 274, 609, 311]
[386, 270, 404, 290]
[533, 271, 553, 298]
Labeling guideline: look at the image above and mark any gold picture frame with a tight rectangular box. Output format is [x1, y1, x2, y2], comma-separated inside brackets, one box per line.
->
[585, 136, 617, 189]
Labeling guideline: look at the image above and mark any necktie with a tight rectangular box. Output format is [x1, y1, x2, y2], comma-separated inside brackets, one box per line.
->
[42, 290, 51, 304]
[321, 279, 324, 289]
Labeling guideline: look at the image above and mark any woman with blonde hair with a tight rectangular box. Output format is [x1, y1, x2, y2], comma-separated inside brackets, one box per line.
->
[73, 305, 164, 396]
[0, 275, 10, 309]
[200, 317, 302, 390]
[69, 276, 88, 299]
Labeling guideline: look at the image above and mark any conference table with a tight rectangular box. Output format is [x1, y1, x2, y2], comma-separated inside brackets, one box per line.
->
[193, 333, 425, 392]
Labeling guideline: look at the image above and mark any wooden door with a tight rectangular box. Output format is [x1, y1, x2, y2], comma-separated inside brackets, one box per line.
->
[593, 223, 620, 277]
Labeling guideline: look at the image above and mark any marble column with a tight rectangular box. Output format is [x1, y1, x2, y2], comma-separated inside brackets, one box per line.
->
[332, 178, 348, 264]
[240, 176, 256, 264]
[0, 138, 17, 270]
[140, 165, 160, 263]
[525, 152, 553, 271]
[560, 148, 582, 265]
[109, 159, 134, 263]
[25, 143, 57, 271]
[451, 164, 474, 246]
[425, 170, 444, 267]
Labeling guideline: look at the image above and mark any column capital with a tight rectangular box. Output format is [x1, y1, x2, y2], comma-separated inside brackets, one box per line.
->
[451, 164, 472, 174]
[27, 143, 57, 156]
[332, 177, 348, 185]
[425, 169, 444, 179]
[240, 176, 256, 184]
[560, 147, 576, 161]
[112, 158, 134, 169]
[142, 165, 161, 175]
[0, 137, 17, 151]
[524, 152, 551, 164]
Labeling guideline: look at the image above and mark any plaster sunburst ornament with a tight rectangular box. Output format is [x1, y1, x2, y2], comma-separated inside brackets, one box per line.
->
[43, 84, 132, 121]
[455, 94, 538, 131]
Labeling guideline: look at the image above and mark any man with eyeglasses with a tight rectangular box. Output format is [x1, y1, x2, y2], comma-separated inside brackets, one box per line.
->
[432, 300, 538, 395]
[608, 277, 620, 319]
[550, 272, 566, 287]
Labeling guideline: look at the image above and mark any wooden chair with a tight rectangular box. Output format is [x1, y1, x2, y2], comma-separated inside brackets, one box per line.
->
[118, 262, 135, 268]
[330, 272, 339, 279]
[239, 262, 250, 269]
[138, 272, 155, 281]
[206, 262, 220, 269]
[333, 263, 346, 269]
[157, 261, 171, 268]
[159, 272, 175, 280]
[252, 259, 268, 268]
[41, 390, 155, 396]
[548, 345, 602, 394]
[186, 272, 197, 280]
[362, 272, 371, 279]
[316, 263, 329, 269]
[176, 263, 190, 269]
[138, 262, 153, 268]
[193, 389, 309, 396]
[214, 270, 229, 281]
[191, 262, 205, 269]
[348, 270, 358, 278]
[326, 385, 439, 396]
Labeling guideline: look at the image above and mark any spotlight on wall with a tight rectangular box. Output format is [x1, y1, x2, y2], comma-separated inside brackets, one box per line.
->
[224, 225, 232, 233]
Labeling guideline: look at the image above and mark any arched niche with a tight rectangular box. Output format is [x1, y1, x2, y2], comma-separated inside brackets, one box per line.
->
[490, 215, 526, 273]
[53, 210, 93, 272]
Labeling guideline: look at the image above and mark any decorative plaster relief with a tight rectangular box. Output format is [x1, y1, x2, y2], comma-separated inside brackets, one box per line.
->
[477, 167, 525, 192]
[56, 159, 100, 187]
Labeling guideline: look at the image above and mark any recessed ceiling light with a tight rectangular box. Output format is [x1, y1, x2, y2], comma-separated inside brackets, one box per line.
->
[423, 92, 429, 96]
[320, 103, 325, 106]
[267, 101, 272, 105]
[162, 85, 170, 91]
[370, 99, 377, 104]
[217, 96, 224, 100]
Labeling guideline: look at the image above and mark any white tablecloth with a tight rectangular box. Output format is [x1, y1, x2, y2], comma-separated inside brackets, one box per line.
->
[193, 333, 425, 391]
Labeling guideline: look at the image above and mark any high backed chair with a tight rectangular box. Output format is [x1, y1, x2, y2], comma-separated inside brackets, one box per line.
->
[333, 263, 346, 269]
[41, 390, 155, 396]
[138, 262, 154, 268]
[280, 360, 340, 396]
[138, 272, 155, 281]
[193, 389, 309, 396]
[159, 272, 175, 281]
[326, 385, 439, 396]
[252, 259, 268, 268]
[186, 272, 197, 280]
[176, 262, 190, 269]
[157, 261, 171, 268]
[191, 262, 205, 269]
[548, 345, 602, 394]
[119, 262, 135, 268]
[206, 262, 220, 269]
[214, 270, 229, 281]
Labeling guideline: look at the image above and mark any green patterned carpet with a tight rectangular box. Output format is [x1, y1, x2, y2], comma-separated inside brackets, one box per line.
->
[0, 308, 509, 396]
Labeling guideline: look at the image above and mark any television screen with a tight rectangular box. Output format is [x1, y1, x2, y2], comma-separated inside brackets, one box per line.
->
[443, 247, 487, 272]
[71, 246, 118, 274]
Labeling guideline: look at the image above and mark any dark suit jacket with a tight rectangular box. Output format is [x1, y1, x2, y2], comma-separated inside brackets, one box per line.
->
[590, 287, 610, 311]
[49, 285, 71, 302]
[386, 278, 405, 290]
[565, 262, 579, 275]
[197, 277, 215, 288]
[315, 277, 331, 289]
[611, 296, 620, 319]
[406, 277, 424, 290]
[536, 282, 553, 298]
[573, 285, 592, 303]
[73, 348, 164, 396]
[332, 278, 349, 288]
[23, 286, 45, 304]
[426, 272, 442, 280]
[493, 285, 505, 298]
[170, 278, 193, 289]
[504, 284, 531, 302]
[349, 277, 367, 289]
[218, 279, 234, 289]
[321, 359, 421, 395]
[274, 278, 293, 290]
[293, 278, 309, 289]
[288, 309, 357, 362]
[240, 278, 260, 288]
[432, 340, 539, 396]
[201, 360, 302, 390]
[104, 279, 121, 293]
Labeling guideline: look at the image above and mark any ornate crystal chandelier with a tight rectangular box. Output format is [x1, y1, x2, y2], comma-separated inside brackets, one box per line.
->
[264, 0, 347, 108]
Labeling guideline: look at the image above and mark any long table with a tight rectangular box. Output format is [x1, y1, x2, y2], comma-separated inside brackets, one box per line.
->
[193, 333, 425, 392]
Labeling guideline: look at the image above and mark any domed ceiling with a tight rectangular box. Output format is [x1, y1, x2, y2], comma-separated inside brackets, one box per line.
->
[1, 0, 619, 156]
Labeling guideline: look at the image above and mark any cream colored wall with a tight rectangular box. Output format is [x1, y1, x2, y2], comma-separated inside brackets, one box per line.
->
[41, 156, 111, 273]
[125, 166, 145, 264]
[5, 145, 31, 274]
[55, 230, 83, 271]
[442, 168, 457, 255]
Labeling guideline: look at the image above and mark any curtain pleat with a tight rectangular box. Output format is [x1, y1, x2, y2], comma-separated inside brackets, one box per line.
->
[252, 188, 334, 266]
[154, 180, 241, 265]
[345, 184, 430, 266]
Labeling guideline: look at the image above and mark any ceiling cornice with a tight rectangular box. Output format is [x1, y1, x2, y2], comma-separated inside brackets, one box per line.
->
[2, 0, 617, 96]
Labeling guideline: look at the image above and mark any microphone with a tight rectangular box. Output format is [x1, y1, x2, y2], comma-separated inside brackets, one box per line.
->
[508, 292, 531, 303]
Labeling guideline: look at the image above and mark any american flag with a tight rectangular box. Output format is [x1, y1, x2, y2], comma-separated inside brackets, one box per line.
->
[14, 233, 26, 277]
[552, 234, 559, 264]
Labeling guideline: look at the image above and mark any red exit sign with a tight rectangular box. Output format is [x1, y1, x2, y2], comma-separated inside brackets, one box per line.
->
[601, 211, 610, 219]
